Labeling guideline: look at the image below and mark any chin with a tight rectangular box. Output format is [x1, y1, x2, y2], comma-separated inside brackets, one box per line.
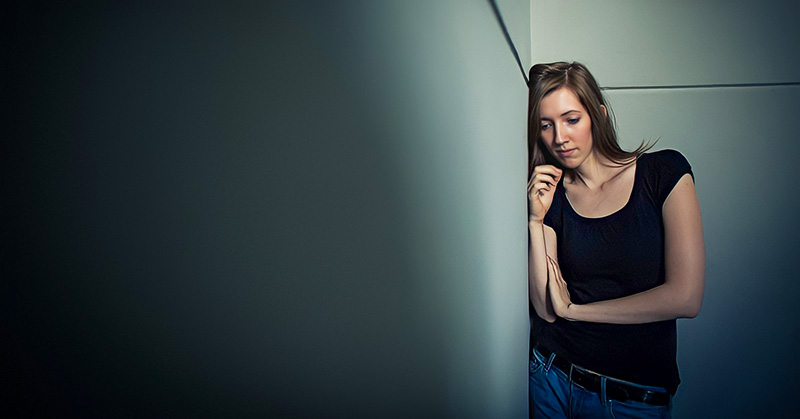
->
[556, 159, 579, 170]
[547, 151, 577, 169]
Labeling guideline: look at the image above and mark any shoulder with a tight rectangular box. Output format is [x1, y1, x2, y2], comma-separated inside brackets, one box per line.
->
[638, 149, 694, 205]
[639, 149, 692, 177]
[639, 149, 690, 169]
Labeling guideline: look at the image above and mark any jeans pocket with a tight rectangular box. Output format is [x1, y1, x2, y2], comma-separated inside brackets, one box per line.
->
[529, 349, 547, 375]
[530, 358, 544, 375]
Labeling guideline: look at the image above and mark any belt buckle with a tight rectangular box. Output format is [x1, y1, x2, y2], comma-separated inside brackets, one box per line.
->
[611, 382, 668, 406]
[640, 390, 659, 404]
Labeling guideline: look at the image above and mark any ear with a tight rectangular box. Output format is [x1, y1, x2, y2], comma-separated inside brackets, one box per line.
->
[600, 104, 608, 118]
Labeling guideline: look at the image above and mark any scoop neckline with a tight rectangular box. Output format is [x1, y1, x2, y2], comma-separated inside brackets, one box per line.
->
[561, 157, 641, 221]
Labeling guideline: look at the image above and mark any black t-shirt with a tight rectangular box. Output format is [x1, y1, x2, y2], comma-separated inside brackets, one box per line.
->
[532, 149, 693, 395]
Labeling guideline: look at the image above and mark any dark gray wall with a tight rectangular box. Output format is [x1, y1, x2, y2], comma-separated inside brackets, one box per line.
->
[3, 1, 531, 417]
[531, 1, 800, 417]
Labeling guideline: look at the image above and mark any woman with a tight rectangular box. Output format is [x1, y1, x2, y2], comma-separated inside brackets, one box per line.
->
[527, 62, 704, 418]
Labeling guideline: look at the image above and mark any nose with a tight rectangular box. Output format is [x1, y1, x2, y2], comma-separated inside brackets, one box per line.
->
[554, 126, 566, 145]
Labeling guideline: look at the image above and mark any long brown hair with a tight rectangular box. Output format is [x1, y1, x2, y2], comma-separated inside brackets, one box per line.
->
[527, 62, 652, 180]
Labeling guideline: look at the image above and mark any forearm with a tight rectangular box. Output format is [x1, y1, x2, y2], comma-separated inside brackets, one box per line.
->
[529, 220, 555, 322]
[562, 281, 703, 324]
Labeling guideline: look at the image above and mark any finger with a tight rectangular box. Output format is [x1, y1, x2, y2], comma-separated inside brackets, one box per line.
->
[529, 174, 558, 191]
[536, 168, 563, 184]
[530, 169, 563, 190]
[534, 165, 563, 178]
[532, 173, 558, 187]
[529, 178, 557, 196]
[530, 182, 551, 196]
[546, 259, 565, 297]
[546, 257, 555, 278]
[551, 259, 564, 281]
[529, 182, 553, 196]
[533, 168, 559, 181]
[547, 257, 557, 279]
[547, 265, 558, 294]
[533, 164, 564, 183]
[547, 257, 558, 278]
[529, 178, 546, 191]
[548, 257, 566, 286]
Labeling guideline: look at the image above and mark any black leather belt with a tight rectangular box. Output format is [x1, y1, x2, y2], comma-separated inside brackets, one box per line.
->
[534, 345, 670, 406]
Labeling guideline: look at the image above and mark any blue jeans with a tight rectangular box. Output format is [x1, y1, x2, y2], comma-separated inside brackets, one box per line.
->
[529, 348, 671, 418]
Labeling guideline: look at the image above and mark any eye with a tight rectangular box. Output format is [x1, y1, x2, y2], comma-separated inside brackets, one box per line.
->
[541, 122, 552, 131]
[567, 117, 580, 124]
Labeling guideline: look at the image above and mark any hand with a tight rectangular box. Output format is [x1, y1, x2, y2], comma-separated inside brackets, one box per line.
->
[528, 165, 562, 222]
[547, 256, 574, 320]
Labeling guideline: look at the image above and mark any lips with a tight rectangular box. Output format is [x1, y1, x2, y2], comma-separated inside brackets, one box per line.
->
[555, 148, 576, 157]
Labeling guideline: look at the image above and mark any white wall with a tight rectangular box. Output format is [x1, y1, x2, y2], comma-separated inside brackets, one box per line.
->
[531, 1, 800, 417]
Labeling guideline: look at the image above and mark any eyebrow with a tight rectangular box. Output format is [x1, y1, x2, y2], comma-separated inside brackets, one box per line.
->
[540, 109, 581, 121]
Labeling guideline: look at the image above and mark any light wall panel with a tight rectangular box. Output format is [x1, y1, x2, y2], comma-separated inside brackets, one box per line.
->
[531, 0, 800, 87]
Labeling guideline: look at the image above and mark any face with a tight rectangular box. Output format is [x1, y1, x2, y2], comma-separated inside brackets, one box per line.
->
[538, 87, 594, 169]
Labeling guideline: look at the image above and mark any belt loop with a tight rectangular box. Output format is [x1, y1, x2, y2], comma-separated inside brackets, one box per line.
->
[600, 377, 608, 406]
[545, 353, 555, 373]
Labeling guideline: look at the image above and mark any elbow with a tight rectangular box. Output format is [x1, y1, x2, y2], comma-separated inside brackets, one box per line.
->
[679, 292, 703, 319]
[531, 291, 556, 323]
[668, 275, 704, 319]
[532, 305, 556, 323]
[536, 310, 556, 323]
[681, 305, 700, 319]
[539, 312, 557, 323]
[682, 299, 702, 319]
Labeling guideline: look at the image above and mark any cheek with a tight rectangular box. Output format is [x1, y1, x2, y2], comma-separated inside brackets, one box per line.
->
[579, 124, 593, 143]
[540, 130, 554, 144]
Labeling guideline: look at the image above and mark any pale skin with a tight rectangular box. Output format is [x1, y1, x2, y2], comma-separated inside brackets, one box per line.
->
[529, 87, 705, 324]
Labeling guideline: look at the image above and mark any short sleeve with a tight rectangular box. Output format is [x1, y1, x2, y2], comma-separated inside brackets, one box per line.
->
[652, 149, 693, 206]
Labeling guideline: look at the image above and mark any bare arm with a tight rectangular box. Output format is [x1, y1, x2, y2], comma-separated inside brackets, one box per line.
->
[548, 173, 705, 324]
[530, 221, 557, 322]
[528, 165, 562, 322]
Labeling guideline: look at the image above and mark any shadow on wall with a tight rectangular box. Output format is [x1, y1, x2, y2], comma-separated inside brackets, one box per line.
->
[3, 2, 438, 417]
[3, 1, 530, 418]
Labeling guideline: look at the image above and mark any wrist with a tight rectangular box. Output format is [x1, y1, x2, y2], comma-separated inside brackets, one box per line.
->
[529, 218, 544, 226]
[564, 303, 582, 322]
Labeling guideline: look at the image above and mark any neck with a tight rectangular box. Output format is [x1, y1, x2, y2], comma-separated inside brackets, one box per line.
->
[571, 152, 621, 189]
